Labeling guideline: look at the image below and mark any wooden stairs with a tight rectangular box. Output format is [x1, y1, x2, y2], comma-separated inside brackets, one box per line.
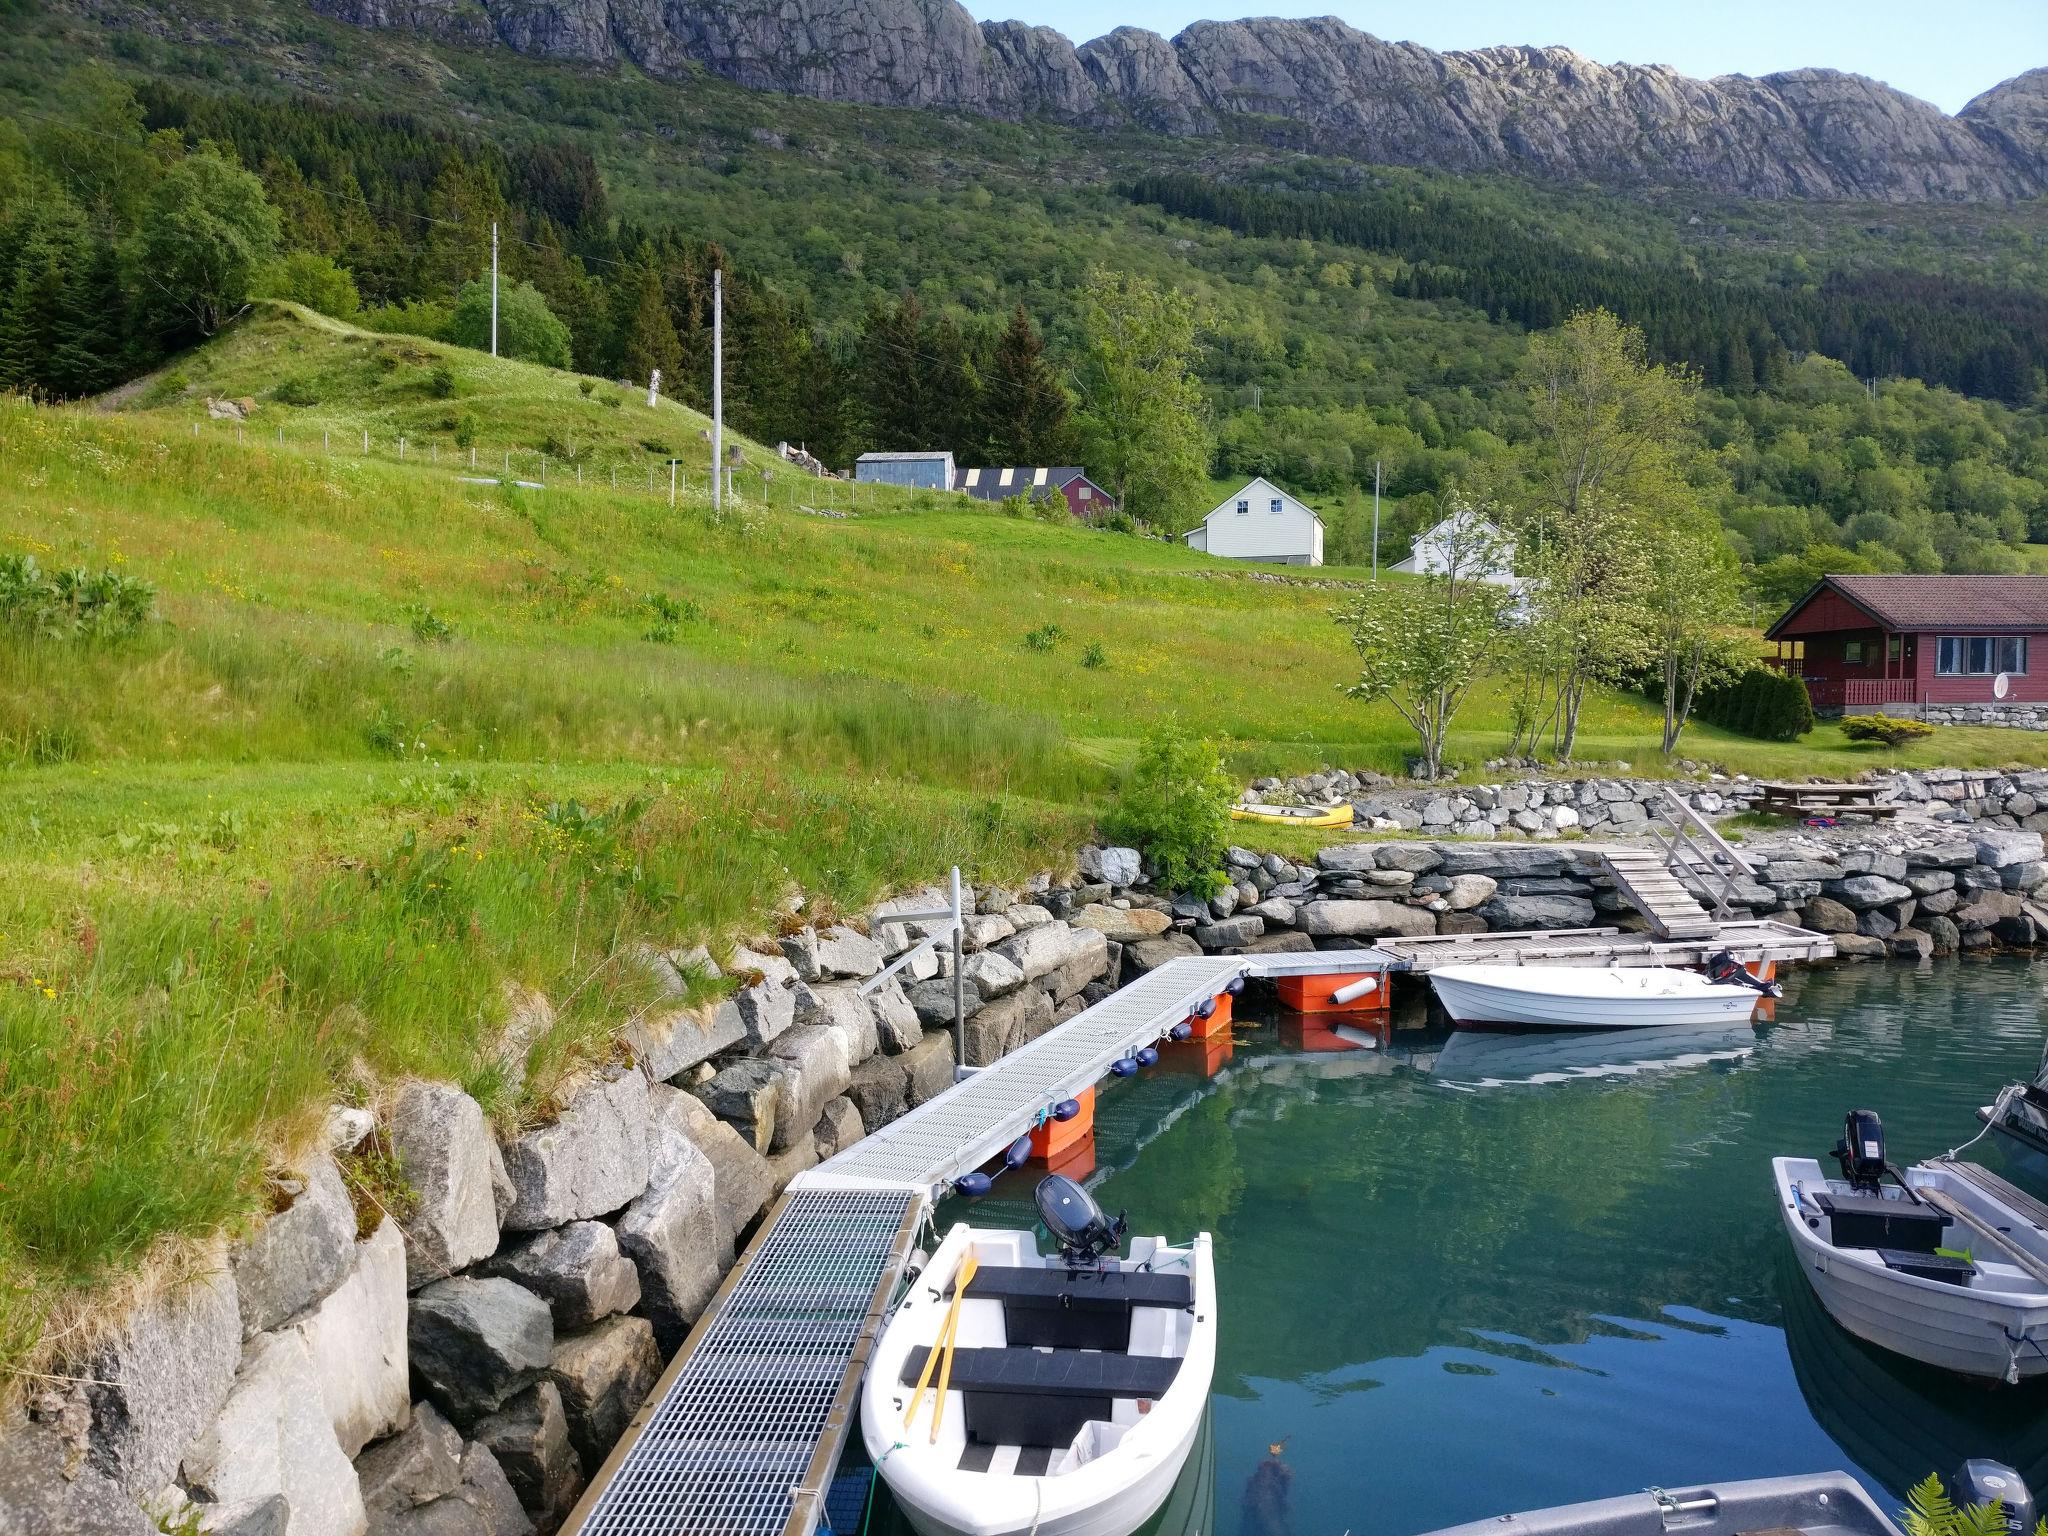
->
[1592, 846, 1718, 940]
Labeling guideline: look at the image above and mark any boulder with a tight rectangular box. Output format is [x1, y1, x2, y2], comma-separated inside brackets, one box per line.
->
[1077, 846, 1141, 886]
[1823, 875, 1914, 911]
[1837, 850, 1908, 880]
[1475, 893, 1597, 930]
[1891, 928, 1935, 960]
[869, 975, 924, 1054]
[779, 924, 884, 981]
[180, 1331, 368, 1536]
[901, 1033, 957, 1105]
[1801, 896, 1860, 933]
[482, 1222, 640, 1332]
[764, 1026, 853, 1152]
[1761, 858, 1842, 883]
[0, 1419, 154, 1536]
[1071, 904, 1171, 942]
[1375, 843, 1445, 874]
[614, 1111, 723, 1351]
[693, 1059, 783, 1152]
[653, 1086, 773, 1253]
[199, 1496, 290, 1536]
[1903, 869, 1956, 896]
[728, 948, 798, 1047]
[472, 1384, 581, 1526]
[1995, 913, 2038, 946]
[960, 913, 1017, 950]
[1005, 903, 1054, 931]
[791, 979, 878, 1065]
[1037, 928, 1110, 1002]
[1927, 913, 1963, 953]
[1295, 900, 1435, 938]
[356, 1402, 465, 1520]
[620, 999, 745, 1083]
[449, 1444, 531, 1536]
[498, 1071, 651, 1231]
[1859, 907, 1898, 940]
[2003, 861, 2048, 891]
[1313, 844, 1379, 874]
[1192, 916, 1263, 949]
[1243, 897, 1297, 926]
[1976, 828, 2046, 868]
[1914, 841, 1980, 868]
[1918, 888, 1960, 916]
[547, 1316, 660, 1470]
[408, 1278, 554, 1430]
[962, 985, 1054, 1065]
[993, 923, 1087, 981]
[284, 1217, 409, 1456]
[234, 1156, 358, 1338]
[391, 1083, 505, 1291]
[1435, 845, 1562, 877]
[905, 976, 975, 1028]
[73, 1264, 242, 1494]
[960, 949, 1027, 998]
[1833, 934, 1888, 958]
[845, 1053, 910, 1132]
[814, 1096, 866, 1159]
[1441, 874, 1497, 911]
[1122, 934, 1203, 977]
[1231, 930, 1317, 954]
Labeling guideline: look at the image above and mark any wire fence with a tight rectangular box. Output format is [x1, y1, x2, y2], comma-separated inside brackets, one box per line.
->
[182, 413, 899, 520]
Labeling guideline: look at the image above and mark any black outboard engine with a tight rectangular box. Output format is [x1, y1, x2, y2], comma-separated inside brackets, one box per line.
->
[1705, 950, 1783, 998]
[1833, 1108, 1889, 1194]
[1950, 1461, 2037, 1536]
[1035, 1173, 1126, 1267]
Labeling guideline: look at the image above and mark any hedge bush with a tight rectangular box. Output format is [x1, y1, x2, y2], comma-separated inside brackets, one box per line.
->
[1689, 666, 1815, 742]
[1840, 714, 1937, 748]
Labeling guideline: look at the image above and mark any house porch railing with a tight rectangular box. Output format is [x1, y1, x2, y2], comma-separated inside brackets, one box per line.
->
[1800, 677, 1920, 711]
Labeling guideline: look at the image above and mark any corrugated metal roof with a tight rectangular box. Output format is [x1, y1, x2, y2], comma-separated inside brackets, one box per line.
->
[854, 451, 953, 463]
[1769, 575, 2048, 637]
[953, 465, 1085, 500]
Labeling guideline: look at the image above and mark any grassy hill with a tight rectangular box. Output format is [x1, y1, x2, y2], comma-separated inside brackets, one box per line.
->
[5, 297, 2047, 1375]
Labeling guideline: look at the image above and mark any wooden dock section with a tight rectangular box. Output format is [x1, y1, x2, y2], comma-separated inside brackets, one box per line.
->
[1371, 918, 1834, 972]
[1589, 845, 1718, 939]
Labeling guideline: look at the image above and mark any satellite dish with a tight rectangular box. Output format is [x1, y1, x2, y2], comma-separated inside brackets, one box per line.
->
[1995, 671, 2012, 700]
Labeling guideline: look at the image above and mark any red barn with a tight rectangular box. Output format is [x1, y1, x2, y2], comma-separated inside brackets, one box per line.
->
[1765, 574, 2048, 714]
[952, 466, 1118, 523]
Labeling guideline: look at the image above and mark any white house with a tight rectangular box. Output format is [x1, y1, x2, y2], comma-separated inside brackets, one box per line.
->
[1183, 477, 1324, 566]
[1388, 508, 1520, 586]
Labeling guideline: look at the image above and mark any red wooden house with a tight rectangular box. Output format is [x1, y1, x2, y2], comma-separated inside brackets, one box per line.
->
[1765, 574, 2048, 713]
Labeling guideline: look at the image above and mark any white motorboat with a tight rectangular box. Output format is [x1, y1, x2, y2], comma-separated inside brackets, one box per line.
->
[1775, 1110, 2048, 1383]
[861, 1175, 1215, 1536]
[1429, 956, 1775, 1030]
[1417, 1472, 1906, 1536]
[1979, 1041, 2048, 1189]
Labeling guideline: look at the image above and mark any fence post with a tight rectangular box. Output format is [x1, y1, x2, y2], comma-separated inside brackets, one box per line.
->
[470, 446, 476, 469]
[577, 464, 582, 487]
[362, 429, 369, 454]
[540, 455, 547, 485]
[278, 426, 284, 447]
[504, 450, 510, 474]
[398, 437, 406, 462]
[323, 430, 329, 453]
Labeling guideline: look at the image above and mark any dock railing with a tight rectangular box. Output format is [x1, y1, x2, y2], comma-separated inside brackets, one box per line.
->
[1652, 786, 1758, 920]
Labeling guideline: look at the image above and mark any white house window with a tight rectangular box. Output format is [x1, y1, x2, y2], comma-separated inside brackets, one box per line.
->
[1269, 497, 1283, 514]
[1236, 500, 1249, 515]
[1076, 485, 1091, 500]
[1936, 636, 2027, 676]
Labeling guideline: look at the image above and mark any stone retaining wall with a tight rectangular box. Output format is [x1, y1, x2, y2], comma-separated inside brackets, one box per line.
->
[17, 811, 2048, 1535]
[1921, 703, 2048, 730]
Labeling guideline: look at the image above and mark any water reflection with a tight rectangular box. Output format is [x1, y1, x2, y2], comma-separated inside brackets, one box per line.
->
[881, 958, 2048, 1536]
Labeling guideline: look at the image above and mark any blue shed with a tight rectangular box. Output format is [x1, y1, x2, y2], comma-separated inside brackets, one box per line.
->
[854, 451, 957, 491]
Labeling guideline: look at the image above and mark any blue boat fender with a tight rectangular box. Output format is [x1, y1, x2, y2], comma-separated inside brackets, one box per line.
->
[1135, 1046, 1159, 1067]
[1003, 1134, 1034, 1169]
[954, 1172, 993, 1198]
[1192, 998, 1215, 1019]
[1169, 1021, 1193, 1041]
[1110, 1057, 1139, 1077]
[1227, 977, 1245, 996]
[1052, 1098, 1082, 1122]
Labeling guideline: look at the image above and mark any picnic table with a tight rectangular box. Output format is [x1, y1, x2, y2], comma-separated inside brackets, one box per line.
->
[1756, 781, 1899, 819]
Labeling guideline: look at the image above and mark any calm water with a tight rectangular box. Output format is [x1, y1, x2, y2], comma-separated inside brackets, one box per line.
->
[866, 956, 2048, 1536]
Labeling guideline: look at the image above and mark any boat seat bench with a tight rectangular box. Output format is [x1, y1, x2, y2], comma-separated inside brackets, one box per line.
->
[902, 1345, 1183, 1450]
[962, 1264, 1194, 1351]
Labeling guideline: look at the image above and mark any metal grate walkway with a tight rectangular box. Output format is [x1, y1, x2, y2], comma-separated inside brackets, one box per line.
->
[796, 951, 1381, 1196]
[564, 1188, 920, 1536]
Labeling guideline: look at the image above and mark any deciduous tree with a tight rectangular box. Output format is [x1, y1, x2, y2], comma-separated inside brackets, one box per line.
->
[1074, 270, 1210, 531]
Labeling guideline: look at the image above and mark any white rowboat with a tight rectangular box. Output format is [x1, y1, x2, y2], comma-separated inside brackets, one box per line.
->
[1429, 963, 1765, 1030]
[1774, 1154, 2048, 1383]
[861, 1209, 1214, 1536]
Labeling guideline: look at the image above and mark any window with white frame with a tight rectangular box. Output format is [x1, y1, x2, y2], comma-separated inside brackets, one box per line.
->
[1236, 500, 1249, 515]
[1269, 497, 1283, 514]
[1936, 635, 2027, 676]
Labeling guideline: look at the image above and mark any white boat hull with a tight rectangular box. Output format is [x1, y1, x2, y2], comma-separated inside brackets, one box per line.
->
[1773, 1156, 2048, 1382]
[863, 1224, 1216, 1536]
[1429, 964, 1762, 1030]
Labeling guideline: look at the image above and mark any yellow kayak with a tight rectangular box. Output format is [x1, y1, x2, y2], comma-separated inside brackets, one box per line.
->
[1230, 802, 1355, 829]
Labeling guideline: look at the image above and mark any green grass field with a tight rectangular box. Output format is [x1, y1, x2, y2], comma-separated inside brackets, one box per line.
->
[5, 306, 2046, 1380]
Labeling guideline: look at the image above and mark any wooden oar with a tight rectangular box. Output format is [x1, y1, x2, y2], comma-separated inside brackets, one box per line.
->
[929, 1251, 979, 1443]
[903, 1249, 979, 1432]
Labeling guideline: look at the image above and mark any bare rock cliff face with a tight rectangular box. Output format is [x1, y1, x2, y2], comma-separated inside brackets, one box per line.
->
[305, 0, 2048, 201]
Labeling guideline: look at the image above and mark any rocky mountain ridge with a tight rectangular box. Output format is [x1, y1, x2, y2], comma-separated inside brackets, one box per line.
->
[303, 0, 2048, 201]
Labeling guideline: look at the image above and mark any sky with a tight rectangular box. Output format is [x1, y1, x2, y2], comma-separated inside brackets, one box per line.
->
[958, 0, 2046, 114]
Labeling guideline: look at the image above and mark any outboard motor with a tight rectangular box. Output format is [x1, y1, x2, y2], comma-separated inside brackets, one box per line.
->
[1950, 1461, 2037, 1536]
[1833, 1108, 1890, 1194]
[1705, 950, 1783, 998]
[1035, 1173, 1126, 1267]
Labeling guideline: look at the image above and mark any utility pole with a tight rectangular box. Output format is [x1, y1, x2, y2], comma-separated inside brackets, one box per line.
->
[490, 222, 499, 359]
[1371, 459, 1382, 580]
[712, 268, 724, 520]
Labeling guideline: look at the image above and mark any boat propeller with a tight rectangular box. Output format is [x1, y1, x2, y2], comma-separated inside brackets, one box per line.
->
[1035, 1172, 1126, 1266]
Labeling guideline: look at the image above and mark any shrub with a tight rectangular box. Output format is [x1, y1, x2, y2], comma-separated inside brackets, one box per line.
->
[453, 413, 478, 450]
[1102, 724, 1235, 897]
[643, 592, 700, 643]
[448, 279, 572, 370]
[1691, 666, 1813, 742]
[274, 375, 320, 407]
[359, 299, 452, 340]
[426, 364, 457, 399]
[1080, 641, 1107, 669]
[404, 604, 455, 645]
[138, 369, 190, 408]
[253, 251, 360, 320]
[578, 379, 597, 397]
[1841, 714, 1937, 748]
[1022, 623, 1064, 652]
[0, 556, 155, 642]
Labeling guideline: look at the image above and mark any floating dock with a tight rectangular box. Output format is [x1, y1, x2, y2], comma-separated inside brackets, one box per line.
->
[562, 917, 1833, 1536]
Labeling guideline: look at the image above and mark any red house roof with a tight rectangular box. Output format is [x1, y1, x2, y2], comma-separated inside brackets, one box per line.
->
[1766, 574, 2048, 639]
